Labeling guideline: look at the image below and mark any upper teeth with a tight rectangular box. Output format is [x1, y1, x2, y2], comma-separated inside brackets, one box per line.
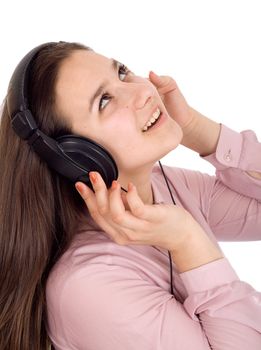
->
[142, 108, 161, 132]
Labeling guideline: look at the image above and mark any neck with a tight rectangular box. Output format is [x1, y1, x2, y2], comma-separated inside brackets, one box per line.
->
[119, 166, 154, 208]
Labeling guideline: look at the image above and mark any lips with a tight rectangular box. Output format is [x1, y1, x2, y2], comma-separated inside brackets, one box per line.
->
[142, 110, 167, 133]
[141, 106, 161, 131]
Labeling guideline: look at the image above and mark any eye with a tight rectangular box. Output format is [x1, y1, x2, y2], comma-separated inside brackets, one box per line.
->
[98, 93, 111, 111]
[98, 63, 131, 111]
[118, 64, 130, 81]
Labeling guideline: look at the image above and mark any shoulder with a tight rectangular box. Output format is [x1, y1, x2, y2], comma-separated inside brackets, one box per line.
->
[45, 233, 171, 348]
[46, 232, 114, 290]
[151, 163, 215, 200]
[152, 162, 213, 183]
[46, 231, 161, 302]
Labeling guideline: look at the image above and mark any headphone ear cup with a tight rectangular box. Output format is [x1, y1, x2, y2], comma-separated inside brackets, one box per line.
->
[6, 41, 118, 190]
[56, 135, 118, 189]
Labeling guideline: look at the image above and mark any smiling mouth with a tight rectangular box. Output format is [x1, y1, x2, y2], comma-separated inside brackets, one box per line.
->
[142, 108, 162, 132]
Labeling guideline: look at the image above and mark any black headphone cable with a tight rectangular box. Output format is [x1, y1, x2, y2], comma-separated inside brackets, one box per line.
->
[120, 160, 175, 297]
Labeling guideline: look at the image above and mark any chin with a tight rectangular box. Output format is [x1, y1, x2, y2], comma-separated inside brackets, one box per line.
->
[155, 139, 181, 161]
[162, 123, 183, 149]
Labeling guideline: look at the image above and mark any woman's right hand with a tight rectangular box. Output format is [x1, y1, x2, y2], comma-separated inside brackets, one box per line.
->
[75, 171, 209, 253]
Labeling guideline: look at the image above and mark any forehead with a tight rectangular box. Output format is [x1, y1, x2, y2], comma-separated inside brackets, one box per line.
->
[58, 50, 111, 80]
[55, 50, 113, 119]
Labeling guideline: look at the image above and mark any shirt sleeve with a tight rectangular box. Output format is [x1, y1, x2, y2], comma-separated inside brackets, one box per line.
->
[49, 258, 261, 350]
[170, 124, 261, 241]
[53, 263, 212, 350]
[202, 124, 261, 200]
[179, 257, 261, 349]
[202, 124, 261, 241]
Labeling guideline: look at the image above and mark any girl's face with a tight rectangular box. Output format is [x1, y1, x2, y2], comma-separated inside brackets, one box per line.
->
[55, 50, 183, 175]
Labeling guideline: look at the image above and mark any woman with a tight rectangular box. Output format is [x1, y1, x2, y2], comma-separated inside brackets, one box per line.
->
[0, 41, 260, 350]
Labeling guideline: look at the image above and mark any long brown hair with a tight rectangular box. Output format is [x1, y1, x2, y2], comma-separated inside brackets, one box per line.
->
[0, 42, 92, 349]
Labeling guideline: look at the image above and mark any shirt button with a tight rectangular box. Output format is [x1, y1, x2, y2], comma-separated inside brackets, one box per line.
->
[224, 149, 232, 162]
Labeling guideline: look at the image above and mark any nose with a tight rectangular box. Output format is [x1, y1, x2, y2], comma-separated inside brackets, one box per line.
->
[117, 82, 154, 110]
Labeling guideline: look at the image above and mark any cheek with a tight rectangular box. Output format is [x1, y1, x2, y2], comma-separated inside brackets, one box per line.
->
[99, 111, 141, 162]
[103, 110, 136, 136]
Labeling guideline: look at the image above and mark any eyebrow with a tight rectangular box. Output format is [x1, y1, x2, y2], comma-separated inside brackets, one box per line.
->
[89, 58, 119, 113]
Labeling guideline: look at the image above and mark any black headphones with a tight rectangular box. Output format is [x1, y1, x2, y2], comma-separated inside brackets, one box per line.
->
[6, 42, 119, 192]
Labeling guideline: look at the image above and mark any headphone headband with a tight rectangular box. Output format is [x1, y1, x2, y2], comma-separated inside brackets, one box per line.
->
[6, 42, 118, 189]
[7, 43, 55, 120]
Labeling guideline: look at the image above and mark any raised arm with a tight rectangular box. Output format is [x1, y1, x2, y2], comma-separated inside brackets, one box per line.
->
[182, 107, 261, 180]
[148, 71, 261, 182]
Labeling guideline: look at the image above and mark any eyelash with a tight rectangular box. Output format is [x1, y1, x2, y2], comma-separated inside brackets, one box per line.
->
[98, 64, 131, 111]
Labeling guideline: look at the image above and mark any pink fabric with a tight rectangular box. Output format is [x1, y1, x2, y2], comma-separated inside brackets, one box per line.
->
[46, 124, 261, 349]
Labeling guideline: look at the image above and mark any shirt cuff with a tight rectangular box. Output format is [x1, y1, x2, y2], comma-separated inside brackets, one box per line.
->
[202, 124, 243, 170]
[202, 124, 261, 172]
[179, 257, 239, 294]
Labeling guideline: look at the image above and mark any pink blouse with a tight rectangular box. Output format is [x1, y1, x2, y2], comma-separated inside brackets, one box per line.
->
[46, 124, 261, 349]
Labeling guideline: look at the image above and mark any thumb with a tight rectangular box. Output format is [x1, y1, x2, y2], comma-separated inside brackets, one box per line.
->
[148, 70, 164, 87]
[149, 71, 178, 96]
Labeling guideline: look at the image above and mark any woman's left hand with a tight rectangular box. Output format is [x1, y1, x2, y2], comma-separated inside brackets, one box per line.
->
[148, 71, 194, 130]
[75, 172, 211, 252]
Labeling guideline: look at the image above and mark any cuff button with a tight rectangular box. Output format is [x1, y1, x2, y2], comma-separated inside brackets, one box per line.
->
[224, 149, 232, 162]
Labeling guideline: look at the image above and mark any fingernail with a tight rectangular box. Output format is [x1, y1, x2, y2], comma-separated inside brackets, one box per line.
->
[75, 183, 83, 194]
[111, 180, 118, 190]
[89, 172, 97, 183]
[128, 182, 134, 191]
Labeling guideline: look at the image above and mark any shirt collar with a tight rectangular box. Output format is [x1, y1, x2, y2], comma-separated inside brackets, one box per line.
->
[151, 170, 177, 206]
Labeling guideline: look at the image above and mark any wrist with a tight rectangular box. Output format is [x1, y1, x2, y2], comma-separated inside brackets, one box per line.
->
[170, 229, 224, 273]
[181, 107, 221, 156]
[181, 106, 198, 134]
[180, 107, 202, 148]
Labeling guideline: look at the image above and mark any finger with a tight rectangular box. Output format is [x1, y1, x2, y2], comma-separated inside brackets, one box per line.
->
[109, 180, 130, 223]
[148, 71, 166, 99]
[75, 181, 158, 246]
[75, 181, 100, 219]
[75, 180, 113, 228]
[149, 71, 177, 95]
[89, 171, 109, 215]
[109, 181, 150, 231]
[75, 181, 125, 238]
[126, 183, 165, 223]
[125, 182, 147, 218]
[149, 70, 164, 87]
[75, 181, 95, 202]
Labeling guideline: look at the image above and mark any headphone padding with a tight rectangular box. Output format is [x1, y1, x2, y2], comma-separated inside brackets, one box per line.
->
[56, 135, 118, 189]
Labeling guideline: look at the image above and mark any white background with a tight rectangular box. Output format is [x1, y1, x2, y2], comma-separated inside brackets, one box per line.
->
[1, 0, 260, 290]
